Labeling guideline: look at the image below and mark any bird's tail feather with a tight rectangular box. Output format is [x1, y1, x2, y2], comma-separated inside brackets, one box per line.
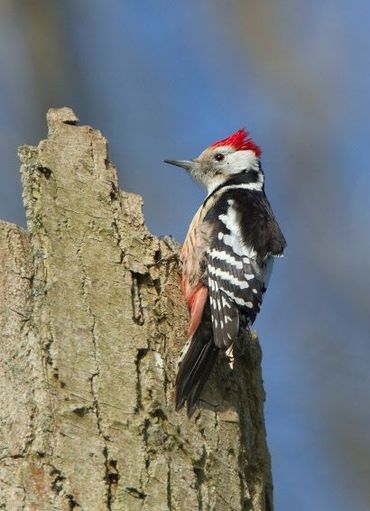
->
[175, 305, 219, 416]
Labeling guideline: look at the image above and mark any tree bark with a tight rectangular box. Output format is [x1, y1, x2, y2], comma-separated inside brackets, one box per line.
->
[0, 108, 273, 511]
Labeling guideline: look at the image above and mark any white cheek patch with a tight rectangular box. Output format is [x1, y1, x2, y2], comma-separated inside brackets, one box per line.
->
[225, 150, 258, 175]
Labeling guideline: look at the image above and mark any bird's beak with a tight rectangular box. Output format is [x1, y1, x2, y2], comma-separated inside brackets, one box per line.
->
[163, 159, 194, 171]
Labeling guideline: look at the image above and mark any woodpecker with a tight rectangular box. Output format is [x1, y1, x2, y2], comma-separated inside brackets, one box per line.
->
[164, 128, 286, 416]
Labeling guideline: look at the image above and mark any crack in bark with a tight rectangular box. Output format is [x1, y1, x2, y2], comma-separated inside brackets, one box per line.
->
[66, 494, 81, 509]
[104, 449, 120, 510]
[139, 417, 151, 498]
[125, 487, 147, 499]
[111, 218, 125, 265]
[50, 464, 82, 509]
[135, 349, 149, 413]
[131, 272, 145, 325]
[215, 409, 221, 451]
[193, 446, 207, 511]
[167, 460, 172, 511]
[37, 165, 53, 179]
[50, 465, 66, 495]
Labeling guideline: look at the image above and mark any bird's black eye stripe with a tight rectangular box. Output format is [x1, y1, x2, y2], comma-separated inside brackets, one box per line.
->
[214, 153, 225, 161]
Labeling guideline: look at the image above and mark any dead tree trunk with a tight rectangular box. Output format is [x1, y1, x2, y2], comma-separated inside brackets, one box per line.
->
[0, 108, 273, 511]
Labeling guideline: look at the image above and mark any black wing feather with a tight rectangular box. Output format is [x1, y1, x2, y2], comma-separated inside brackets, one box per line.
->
[238, 190, 287, 259]
[204, 186, 284, 348]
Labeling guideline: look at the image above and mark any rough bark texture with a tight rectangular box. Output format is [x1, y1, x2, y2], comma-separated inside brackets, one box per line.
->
[0, 108, 273, 511]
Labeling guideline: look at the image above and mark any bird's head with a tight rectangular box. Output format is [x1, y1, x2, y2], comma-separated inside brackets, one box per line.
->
[165, 128, 263, 193]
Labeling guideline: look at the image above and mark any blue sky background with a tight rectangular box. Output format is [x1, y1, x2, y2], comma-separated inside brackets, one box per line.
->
[1, 1, 370, 509]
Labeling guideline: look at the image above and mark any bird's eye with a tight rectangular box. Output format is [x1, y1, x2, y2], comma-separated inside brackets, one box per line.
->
[214, 153, 225, 161]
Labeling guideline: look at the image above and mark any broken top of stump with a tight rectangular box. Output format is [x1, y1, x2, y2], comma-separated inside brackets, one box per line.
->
[47, 107, 79, 135]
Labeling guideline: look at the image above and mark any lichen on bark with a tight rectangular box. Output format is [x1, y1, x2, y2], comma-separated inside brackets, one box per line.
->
[0, 108, 273, 510]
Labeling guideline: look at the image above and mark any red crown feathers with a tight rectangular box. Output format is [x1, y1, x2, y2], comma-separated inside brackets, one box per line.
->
[210, 128, 262, 157]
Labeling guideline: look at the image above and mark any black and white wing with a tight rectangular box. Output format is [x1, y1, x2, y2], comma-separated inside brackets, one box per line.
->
[207, 245, 264, 348]
[205, 188, 286, 349]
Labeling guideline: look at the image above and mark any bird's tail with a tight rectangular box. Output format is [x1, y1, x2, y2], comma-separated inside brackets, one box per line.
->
[175, 304, 219, 416]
